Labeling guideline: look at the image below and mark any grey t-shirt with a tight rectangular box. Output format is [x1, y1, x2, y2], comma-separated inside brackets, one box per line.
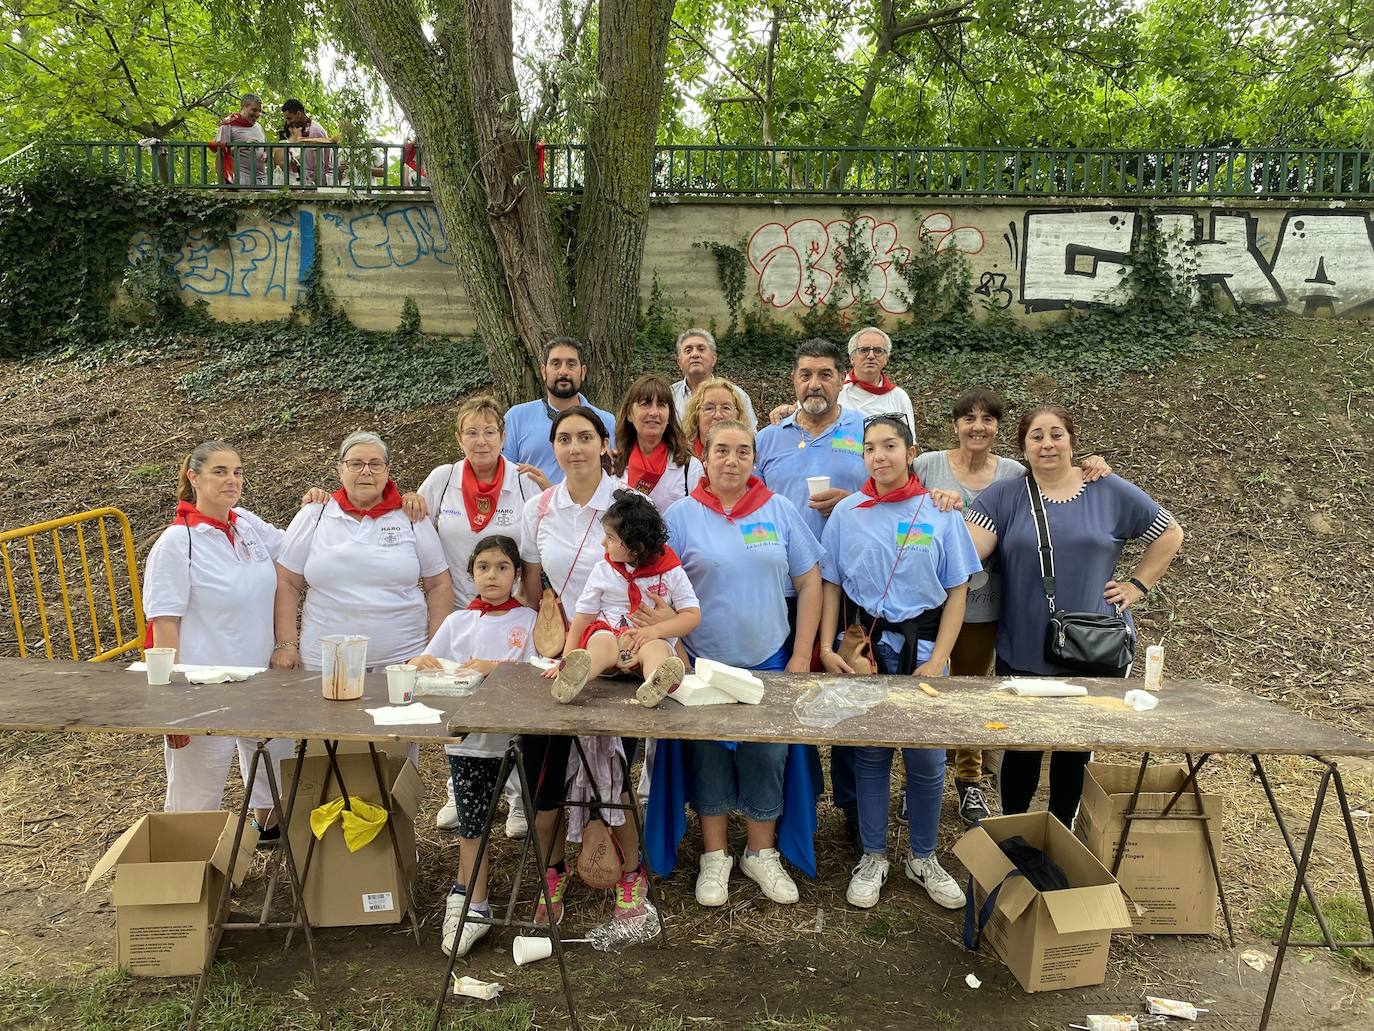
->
[914, 450, 1024, 623]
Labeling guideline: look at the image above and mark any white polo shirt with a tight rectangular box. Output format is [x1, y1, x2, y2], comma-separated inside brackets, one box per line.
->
[424, 607, 536, 758]
[418, 459, 541, 605]
[517, 473, 618, 619]
[838, 380, 917, 442]
[143, 508, 283, 666]
[618, 454, 704, 514]
[671, 378, 760, 429]
[277, 500, 449, 669]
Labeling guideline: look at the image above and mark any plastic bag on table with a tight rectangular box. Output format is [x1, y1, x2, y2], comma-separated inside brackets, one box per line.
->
[793, 678, 890, 728]
[584, 902, 661, 951]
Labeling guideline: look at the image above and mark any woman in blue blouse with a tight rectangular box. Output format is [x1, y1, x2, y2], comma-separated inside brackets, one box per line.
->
[818, 415, 981, 912]
[965, 405, 1183, 828]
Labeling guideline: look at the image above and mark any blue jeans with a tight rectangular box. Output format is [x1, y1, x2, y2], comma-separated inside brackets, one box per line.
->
[854, 640, 946, 858]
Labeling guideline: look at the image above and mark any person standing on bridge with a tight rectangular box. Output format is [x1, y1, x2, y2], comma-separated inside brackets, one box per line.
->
[209, 93, 268, 186]
[503, 337, 616, 489]
[670, 329, 759, 428]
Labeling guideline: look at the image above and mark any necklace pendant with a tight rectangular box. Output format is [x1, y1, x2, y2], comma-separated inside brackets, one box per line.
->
[798, 440, 806, 449]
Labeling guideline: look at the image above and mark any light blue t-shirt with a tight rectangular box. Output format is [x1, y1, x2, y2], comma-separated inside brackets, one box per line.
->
[821, 491, 982, 656]
[754, 408, 868, 543]
[665, 492, 823, 668]
[502, 396, 617, 484]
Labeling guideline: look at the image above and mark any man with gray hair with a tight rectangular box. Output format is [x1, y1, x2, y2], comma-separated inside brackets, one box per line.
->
[768, 327, 916, 444]
[670, 328, 759, 428]
[210, 93, 268, 186]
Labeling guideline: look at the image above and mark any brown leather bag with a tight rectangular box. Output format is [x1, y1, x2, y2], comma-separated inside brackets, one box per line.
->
[837, 623, 876, 675]
[534, 586, 568, 657]
[576, 817, 625, 889]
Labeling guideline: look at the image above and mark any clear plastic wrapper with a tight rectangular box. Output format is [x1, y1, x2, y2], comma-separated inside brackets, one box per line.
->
[793, 678, 889, 728]
[583, 902, 662, 951]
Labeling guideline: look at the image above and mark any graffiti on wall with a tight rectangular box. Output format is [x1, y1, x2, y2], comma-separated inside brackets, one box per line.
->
[746, 216, 914, 313]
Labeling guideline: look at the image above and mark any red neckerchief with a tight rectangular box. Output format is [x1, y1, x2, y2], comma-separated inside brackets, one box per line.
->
[692, 437, 704, 458]
[172, 500, 237, 543]
[460, 458, 505, 533]
[626, 441, 670, 494]
[209, 113, 256, 179]
[607, 546, 682, 612]
[332, 480, 403, 519]
[403, 142, 426, 176]
[467, 597, 524, 616]
[845, 370, 896, 396]
[690, 475, 773, 523]
[855, 474, 928, 509]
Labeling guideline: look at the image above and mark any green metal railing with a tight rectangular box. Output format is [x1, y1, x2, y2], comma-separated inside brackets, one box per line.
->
[19, 141, 1374, 199]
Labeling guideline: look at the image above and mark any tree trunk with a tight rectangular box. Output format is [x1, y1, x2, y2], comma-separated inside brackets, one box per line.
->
[345, 0, 537, 403]
[572, 0, 675, 406]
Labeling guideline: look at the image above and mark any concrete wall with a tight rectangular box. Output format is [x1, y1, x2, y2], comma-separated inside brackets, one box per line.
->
[132, 195, 1374, 335]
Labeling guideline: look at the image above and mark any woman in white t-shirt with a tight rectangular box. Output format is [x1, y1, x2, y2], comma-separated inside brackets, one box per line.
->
[272, 431, 453, 675]
[142, 440, 293, 841]
[516, 406, 643, 927]
[610, 374, 703, 513]
[410, 534, 536, 959]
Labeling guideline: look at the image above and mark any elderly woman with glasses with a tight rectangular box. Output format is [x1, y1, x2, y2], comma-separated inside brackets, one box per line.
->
[681, 377, 754, 460]
[272, 431, 454, 675]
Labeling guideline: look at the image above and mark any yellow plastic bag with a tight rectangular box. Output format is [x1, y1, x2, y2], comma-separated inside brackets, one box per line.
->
[309, 796, 388, 852]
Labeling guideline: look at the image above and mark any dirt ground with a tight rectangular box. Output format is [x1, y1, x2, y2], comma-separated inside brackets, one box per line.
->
[1, 316, 1373, 1029]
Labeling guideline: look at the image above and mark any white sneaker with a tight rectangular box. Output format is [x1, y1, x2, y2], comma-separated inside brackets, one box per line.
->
[695, 850, 733, 907]
[504, 795, 528, 839]
[436, 774, 459, 829]
[904, 853, 966, 910]
[846, 853, 890, 909]
[440, 889, 491, 957]
[740, 848, 799, 904]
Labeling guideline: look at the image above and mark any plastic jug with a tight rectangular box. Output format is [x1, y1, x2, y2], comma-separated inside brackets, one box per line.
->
[320, 635, 369, 700]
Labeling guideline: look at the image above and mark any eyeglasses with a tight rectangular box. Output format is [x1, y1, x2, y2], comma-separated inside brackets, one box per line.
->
[699, 403, 738, 416]
[853, 346, 888, 357]
[341, 459, 388, 473]
[460, 428, 501, 442]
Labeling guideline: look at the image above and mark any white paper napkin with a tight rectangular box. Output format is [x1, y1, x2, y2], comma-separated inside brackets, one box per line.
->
[365, 702, 446, 726]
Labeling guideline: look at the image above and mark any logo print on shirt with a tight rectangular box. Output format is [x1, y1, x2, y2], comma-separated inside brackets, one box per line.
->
[741, 521, 780, 547]
[832, 434, 863, 455]
[494, 510, 515, 526]
[647, 581, 669, 598]
[897, 522, 934, 548]
[507, 627, 528, 650]
[378, 526, 406, 548]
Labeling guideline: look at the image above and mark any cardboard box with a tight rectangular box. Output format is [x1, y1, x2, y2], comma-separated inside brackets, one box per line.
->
[85, 811, 258, 977]
[954, 812, 1132, 993]
[1076, 762, 1221, 934]
[281, 751, 421, 928]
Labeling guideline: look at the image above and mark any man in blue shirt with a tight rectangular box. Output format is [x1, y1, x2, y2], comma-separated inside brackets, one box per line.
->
[754, 338, 869, 849]
[502, 336, 617, 485]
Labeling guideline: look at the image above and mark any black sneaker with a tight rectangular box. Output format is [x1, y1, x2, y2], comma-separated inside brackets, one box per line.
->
[956, 781, 991, 826]
[252, 819, 281, 850]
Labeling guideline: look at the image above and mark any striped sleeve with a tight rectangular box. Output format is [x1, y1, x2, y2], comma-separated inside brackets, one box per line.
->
[1137, 507, 1175, 545]
[965, 509, 997, 535]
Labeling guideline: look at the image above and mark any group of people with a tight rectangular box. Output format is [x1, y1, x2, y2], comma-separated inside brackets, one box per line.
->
[142, 325, 1184, 959]
[209, 93, 337, 187]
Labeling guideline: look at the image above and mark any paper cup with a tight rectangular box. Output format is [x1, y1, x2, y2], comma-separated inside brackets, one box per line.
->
[386, 664, 417, 704]
[145, 648, 176, 685]
[512, 935, 553, 966]
[806, 475, 830, 497]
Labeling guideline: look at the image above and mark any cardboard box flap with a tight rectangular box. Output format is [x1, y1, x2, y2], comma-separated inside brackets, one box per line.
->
[113, 861, 207, 906]
[1042, 883, 1133, 934]
[207, 817, 259, 886]
[85, 816, 150, 892]
[951, 825, 1038, 922]
[388, 758, 424, 820]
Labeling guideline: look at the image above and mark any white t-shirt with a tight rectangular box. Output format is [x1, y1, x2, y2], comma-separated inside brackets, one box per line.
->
[418, 459, 540, 605]
[618, 455, 704, 514]
[277, 500, 449, 669]
[575, 558, 699, 644]
[143, 508, 283, 666]
[424, 607, 536, 758]
[838, 380, 917, 442]
[517, 473, 618, 620]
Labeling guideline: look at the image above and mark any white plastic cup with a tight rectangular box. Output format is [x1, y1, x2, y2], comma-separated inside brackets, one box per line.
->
[512, 935, 553, 966]
[386, 664, 417, 704]
[145, 647, 176, 685]
[806, 475, 830, 497]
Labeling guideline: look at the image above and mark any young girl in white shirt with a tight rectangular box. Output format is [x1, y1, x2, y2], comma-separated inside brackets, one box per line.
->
[546, 489, 700, 707]
[410, 534, 535, 958]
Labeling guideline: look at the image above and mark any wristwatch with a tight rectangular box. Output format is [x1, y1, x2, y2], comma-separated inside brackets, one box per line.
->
[1127, 577, 1149, 596]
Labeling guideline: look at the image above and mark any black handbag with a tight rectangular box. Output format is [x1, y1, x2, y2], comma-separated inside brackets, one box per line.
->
[1026, 475, 1135, 674]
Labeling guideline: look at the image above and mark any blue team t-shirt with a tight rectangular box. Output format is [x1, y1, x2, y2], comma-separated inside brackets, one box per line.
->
[821, 492, 982, 656]
[967, 475, 1172, 675]
[755, 408, 868, 543]
[502, 396, 617, 483]
[665, 492, 823, 668]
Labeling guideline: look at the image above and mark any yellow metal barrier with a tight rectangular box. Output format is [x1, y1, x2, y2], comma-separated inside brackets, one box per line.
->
[1, 508, 146, 662]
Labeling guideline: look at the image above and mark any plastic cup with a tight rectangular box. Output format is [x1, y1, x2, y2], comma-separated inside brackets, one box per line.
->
[512, 935, 553, 966]
[806, 475, 830, 497]
[145, 647, 176, 686]
[320, 635, 369, 700]
[386, 664, 417, 705]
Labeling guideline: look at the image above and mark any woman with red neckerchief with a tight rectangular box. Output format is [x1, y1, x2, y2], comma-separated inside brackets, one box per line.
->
[681, 377, 753, 461]
[817, 415, 980, 913]
[273, 431, 453, 686]
[143, 440, 293, 838]
[611, 374, 703, 513]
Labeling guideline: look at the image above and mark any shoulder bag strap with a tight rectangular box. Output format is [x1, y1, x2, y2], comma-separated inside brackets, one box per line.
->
[1025, 474, 1056, 613]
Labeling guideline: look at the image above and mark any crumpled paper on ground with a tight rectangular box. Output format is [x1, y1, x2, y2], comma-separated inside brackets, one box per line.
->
[365, 702, 445, 725]
[451, 974, 502, 1000]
